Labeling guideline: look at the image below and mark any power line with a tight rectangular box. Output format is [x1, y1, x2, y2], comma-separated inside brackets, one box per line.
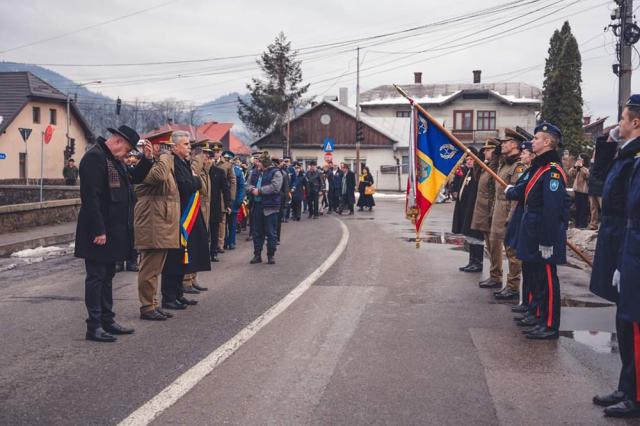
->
[0, 0, 179, 55]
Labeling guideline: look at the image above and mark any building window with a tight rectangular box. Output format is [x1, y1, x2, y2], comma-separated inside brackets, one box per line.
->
[32, 106, 40, 124]
[396, 110, 411, 118]
[477, 111, 496, 130]
[19, 153, 27, 179]
[453, 110, 473, 130]
[344, 158, 367, 172]
[49, 108, 57, 125]
[401, 155, 409, 174]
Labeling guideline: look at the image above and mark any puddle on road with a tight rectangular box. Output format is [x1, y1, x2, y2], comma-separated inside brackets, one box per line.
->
[560, 330, 618, 354]
[400, 231, 465, 246]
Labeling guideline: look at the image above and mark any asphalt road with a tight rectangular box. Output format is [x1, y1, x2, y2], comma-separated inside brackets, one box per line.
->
[0, 198, 630, 425]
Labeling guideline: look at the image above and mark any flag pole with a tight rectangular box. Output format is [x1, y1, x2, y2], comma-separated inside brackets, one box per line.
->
[392, 84, 593, 268]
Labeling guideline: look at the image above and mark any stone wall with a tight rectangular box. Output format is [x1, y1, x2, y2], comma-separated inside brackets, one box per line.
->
[0, 199, 80, 233]
[0, 185, 80, 206]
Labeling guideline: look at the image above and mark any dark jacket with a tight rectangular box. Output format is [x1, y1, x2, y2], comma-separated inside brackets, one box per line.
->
[305, 170, 323, 193]
[280, 166, 291, 205]
[357, 173, 375, 207]
[163, 155, 211, 275]
[341, 170, 356, 205]
[590, 138, 640, 303]
[291, 171, 306, 202]
[452, 165, 483, 239]
[515, 150, 571, 264]
[74, 139, 152, 262]
[619, 157, 640, 322]
[209, 165, 231, 224]
[249, 166, 283, 209]
[504, 166, 532, 249]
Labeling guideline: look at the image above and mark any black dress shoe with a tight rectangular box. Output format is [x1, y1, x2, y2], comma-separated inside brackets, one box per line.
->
[217, 249, 225, 254]
[193, 283, 208, 291]
[593, 391, 626, 407]
[250, 255, 262, 264]
[463, 263, 483, 273]
[479, 278, 502, 289]
[458, 263, 472, 271]
[495, 289, 519, 300]
[140, 310, 167, 321]
[517, 316, 539, 327]
[525, 326, 559, 340]
[86, 327, 117, 342]
[178, 296, 198, 306]
[267, 256, 275, 265]
[156, 308, 173, 318]
[604, 399, 640, 417]
[182, 286, 200, 295]
[103, 322, 134, 335]
[511, 304, 529, 313]
[162, 301, 187, 310]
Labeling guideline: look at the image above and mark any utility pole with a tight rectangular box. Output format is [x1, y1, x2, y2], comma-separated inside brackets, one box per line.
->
[612, 0, 637, 120]
[355, 47, 361, 177]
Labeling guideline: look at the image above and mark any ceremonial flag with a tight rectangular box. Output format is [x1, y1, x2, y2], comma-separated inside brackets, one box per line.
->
[407, 107, 465, 236]
[237, 200, 249, 223]
[180, 191, 201, 264]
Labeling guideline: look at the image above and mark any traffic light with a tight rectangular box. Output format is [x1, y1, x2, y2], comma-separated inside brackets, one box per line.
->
[356, 121, 364, 142]
[116, 97, 122, 115]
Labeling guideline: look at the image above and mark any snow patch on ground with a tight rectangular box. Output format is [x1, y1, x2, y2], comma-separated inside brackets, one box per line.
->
[567, 227, 598, 256]
[10, 243, 75, 264]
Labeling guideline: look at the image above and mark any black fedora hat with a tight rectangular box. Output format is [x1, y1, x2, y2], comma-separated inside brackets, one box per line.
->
[107, 125, 140, 151]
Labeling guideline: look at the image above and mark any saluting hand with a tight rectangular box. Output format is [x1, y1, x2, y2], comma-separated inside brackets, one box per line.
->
[142, 141, 153, 160]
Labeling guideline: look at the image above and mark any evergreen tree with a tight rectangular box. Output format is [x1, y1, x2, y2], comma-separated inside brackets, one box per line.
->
[238, 32, 309, 143]
[540, 21, 586, 154]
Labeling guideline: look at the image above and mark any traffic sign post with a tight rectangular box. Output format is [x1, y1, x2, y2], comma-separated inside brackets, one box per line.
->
[19, 127, 32, 184]
[323, 137, 334, 152]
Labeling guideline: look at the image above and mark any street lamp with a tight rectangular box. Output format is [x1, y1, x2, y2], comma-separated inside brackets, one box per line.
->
[66, 80, 101, 156]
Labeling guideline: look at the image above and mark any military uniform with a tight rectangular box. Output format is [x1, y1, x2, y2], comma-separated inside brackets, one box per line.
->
[211, 141, 237, 252]
[515, 123, 570, 340]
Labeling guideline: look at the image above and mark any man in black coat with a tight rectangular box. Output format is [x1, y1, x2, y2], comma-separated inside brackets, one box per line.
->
[304, 161, 322, 218]
[161, 131, 211, 310]
[337, 162, 356, 215]
[75, 125, 153, 342]
[209, 155, 231, 262]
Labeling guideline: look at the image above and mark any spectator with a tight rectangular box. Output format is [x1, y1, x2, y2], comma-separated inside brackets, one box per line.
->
[569, 154, 590, 229]
[304, 161, 322, 219]
[63, 158, 79, 185]
[587, 148, 603, 230]
[337, 162, 356, 215]
[357, 165, 375, 211]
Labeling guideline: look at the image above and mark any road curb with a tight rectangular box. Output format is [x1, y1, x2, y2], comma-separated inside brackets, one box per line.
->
[0, 232, 75, 257]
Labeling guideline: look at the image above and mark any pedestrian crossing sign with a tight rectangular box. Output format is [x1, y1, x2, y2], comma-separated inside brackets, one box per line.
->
[323, 138, 334, 152]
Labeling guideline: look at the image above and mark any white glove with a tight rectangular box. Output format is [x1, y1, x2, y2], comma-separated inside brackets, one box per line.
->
[504, 184, 514, 194]
[612, 269, 621, 293]
[539, 245, 553, 259]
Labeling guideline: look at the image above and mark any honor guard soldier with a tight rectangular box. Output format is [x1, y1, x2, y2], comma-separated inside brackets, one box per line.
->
[591, 95, 640, 418]
[505, 141, 536, 317]
[512, 122, 570, 340]
[211, 141, 237, 254]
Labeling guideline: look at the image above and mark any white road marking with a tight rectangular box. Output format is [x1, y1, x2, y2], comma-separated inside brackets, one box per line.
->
[118, 219, 350, 426]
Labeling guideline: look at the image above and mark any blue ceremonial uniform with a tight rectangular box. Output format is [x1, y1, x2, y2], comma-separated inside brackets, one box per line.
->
[515, 149, 570, 332]
[590, 138, 640, 303]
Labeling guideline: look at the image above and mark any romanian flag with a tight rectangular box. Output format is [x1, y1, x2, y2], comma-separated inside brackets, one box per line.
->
[180, 192, 201, 264]
[407, 107, 464, 235]
[237, 200, 249, 223]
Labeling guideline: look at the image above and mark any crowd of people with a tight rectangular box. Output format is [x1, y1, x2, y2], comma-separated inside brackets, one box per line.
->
[450, 96, 640, 418]
[73, 124, 376, 343]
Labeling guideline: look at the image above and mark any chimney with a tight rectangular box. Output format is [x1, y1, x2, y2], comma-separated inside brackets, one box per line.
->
[339, 87, 349, 107]
[473, 70, 482, 84]
[583, 116, 592, 125]
[414, 72, 422, 84]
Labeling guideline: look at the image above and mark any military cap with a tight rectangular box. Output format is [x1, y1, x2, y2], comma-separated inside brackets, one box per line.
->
[192, 139, 212, 152]
[504, 128, 528, 143]
[222, 150, 235, 158]
[520, 141, 533, 152]
[146, 130, 174, 146]
[479, 138, 499, 152]
[626, 94, 640, 107]
[534, 122, 563, 147]
[251, 151, 263, 158]
[211, 141, 223, 151]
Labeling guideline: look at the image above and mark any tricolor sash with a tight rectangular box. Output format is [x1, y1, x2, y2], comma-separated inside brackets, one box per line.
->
[524, 162, 567, 203]
[180, 192, 201, 264]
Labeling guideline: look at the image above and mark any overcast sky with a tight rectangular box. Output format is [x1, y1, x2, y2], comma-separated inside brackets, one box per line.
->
[0, 0, 636, 125]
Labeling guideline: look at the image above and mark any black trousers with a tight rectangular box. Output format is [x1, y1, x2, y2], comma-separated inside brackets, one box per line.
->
[522, 261, 535, 310]
[532, 262, 561, 330]
[339, 195, 354, 213]
[84, 259, 116, 330]
[307, 191, 319, 217]
[210, 220, 221, 257]
[161, 273, 184, 303]
[574, 192, 590, 228]
[291, 200, 302, 220]
[617, 316, 640, 401]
